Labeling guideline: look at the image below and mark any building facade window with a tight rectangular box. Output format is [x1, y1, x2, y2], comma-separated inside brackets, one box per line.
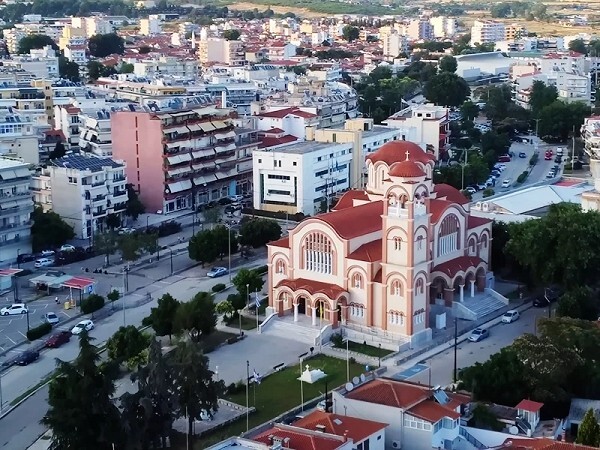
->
[437, 214, 460, 256]
[275, 259, 286, 274]
[416, 278, 424, 294]
[352, 273, 363, 289]
[393, 236, 402, 250]
[303, 232, 333, 274]
[390, 279, 402, 296]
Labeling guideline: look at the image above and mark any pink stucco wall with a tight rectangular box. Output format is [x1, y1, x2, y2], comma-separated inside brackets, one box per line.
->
[111, 112, 165, 212]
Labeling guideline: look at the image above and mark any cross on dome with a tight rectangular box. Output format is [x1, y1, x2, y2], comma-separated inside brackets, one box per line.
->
[405, 150, 410, 161]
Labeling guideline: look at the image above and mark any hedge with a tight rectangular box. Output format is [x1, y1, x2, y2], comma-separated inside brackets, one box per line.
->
[27, 322, 52, 341]
[81, 294, 105, 314]
[241, 208, 307, 222]
[516, 171, 529, 183]
[212, 283, 226, 293]
[254, 265, 268, 275]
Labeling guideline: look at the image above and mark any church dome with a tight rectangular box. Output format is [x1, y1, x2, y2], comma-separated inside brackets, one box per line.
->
[366, 141, 435, 166]
[389, 160, 426, 178]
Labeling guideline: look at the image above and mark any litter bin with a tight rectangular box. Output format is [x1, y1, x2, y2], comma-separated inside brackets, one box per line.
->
[64, 301, 71, 310]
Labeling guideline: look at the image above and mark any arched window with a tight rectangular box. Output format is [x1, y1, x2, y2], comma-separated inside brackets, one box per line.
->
[393, 237, 402, 250]
[468, 238, 477, 255]
[275, 259, 286, 274]
[390, 279, 402, 296]
[379, 169, 385, 186]
[352, 273, 363, 289]
[416, 235, 424, 250]
[481, 234, 488, 249]
[303, 232, 333, 274]
[437, 214, 461, 257]
[416, 278, 424, 295]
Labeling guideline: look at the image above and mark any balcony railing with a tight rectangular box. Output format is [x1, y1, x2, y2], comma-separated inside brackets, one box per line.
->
[112, 190, 127, 198]
[0, 236, 23, 247]
[0, 191, 31, 200]
[0, 220, 31, 231]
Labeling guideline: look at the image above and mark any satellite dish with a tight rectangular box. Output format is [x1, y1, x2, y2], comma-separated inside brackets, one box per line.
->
[509, 426, 519, 435]
[345, 382, 354, 392]
[352, 376, 360, 385]
[360, 374, 366, 382]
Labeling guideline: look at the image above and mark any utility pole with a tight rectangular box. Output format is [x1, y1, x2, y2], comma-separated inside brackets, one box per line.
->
[534, 118, 541, 138]
[453, 317, 458, 383]
[572, 124, 576, 171]
[246, 360, 250, 432]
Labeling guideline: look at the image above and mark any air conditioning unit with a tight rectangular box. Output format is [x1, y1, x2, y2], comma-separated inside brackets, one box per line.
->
[392, 441, 401, 449]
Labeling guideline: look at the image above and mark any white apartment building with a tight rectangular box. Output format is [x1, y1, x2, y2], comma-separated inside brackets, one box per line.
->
[5, 22, 64, 54]
[405, 19, 434, 41]
[197, 38, 245, 66]
[383, 32, 408, 58]
[253, 140, 354, 215]
[0, 110, 43, 164]
[513, 72, 592, 108]
[429, 16, 457, 38]
[0, 157, 33, 262]
[32, 153, 128, 240]
[471, 20, 506, 45]
[133, 56, 198, 79]
[382, 103, 450, 159]
[140, 16, 162, 36]
[71, 16, 113, 37]
[78, 109, 112, 157]
[4, 46, 59, 80]
[54, 104, 82, 147]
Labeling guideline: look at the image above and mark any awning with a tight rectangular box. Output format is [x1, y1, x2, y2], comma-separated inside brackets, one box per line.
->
[168, 167, 191, 177]
[166, 180, 192, 193]
[211, 121, 229, 130]
[193, 175, 218, 185]
[0, 200, 18, 209]
[187, 124, 202, 132]
[164, 126, 189, 135]
[62, 276, 95, 290]
[0, 170, 16, 181]
[214, 130, 236, 140]
[215, 143, 236, 153]
[199, 122, 215, 132]
[166, 141, 180, 149]
[169, 111, 194, 118]
[192, 148, 215, 159]
[166, 153, 191, 164]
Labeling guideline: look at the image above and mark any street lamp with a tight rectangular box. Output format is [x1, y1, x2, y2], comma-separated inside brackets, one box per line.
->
[223, 223, 233, 282]
[343, 336, 350, 383]
[168, 248, 174, 275]
[453, 317, 458, 383]
[298, 351, 308, 411]
[246, 283, 249, 309]
[16, 248, 20, 269]
[378, 343, 381, 368]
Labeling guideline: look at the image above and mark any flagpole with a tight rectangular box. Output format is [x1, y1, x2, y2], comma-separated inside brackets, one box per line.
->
[246, 360, 250, 432]
[255, 289, 259, 331]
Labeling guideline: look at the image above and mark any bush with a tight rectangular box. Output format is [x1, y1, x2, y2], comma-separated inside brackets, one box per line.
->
[212, 283, 226, 293]
[26, 322, 52, 341]
[529, 153, 539, 166]
[516, 171, 528, 183]
[81, 294, 105, 314]
[241, 208, 307, 222]
[227, 381, 246, 395]
[253, 265, 268, 275]
[158, 220, 182, 237]
[482, 188, 495, 198]
[227, 336, 239, 345]
[330, 333, 343, 346]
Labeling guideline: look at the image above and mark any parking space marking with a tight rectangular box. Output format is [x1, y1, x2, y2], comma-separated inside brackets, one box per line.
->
[6, 336, 15, 344]
[17, 331, 26, 339]
[60, 311, 71, 318]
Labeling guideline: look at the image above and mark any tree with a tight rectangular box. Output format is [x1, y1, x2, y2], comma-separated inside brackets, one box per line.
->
[202, 206, 222, 226]
[42, 333, 124, 449]
[107, 289, 120, 307]
[216, 300, 235, 320]
[58, 56, 80, 82]
[174, 291, 217, 341]
[529, 80, 558, 116]
[239, 218, 282, 248]
[125, 184, 145, 220]
[569, 38, 588, 55]
[342, 25, 360, 42]
[171, 340, 224, 449]
[577, 408, 600, 446]
[557, 287, 599, 321]
[212, 225, 238, 260]
[88, 33, 125, 57]
[232, 268, 265, 306]
[145, 293, 180, 342]
[439, 55, 457, 73]
[423, 72, 470, 107]
[188, 229, 219, 265]
[31, 206, 75, 252]
[222, 29, 240, 40]
[18, 34, 57, 54]
[86, 60, 116, 80]
[460, 100, 479, 121]
[538, 100, 590, 141]
[94, 231, 119, 266]
[119, 62, 134, 73]
[105, 213, 121, 230]
[48, 140, 66, 160]
[107, 325, 150, 362]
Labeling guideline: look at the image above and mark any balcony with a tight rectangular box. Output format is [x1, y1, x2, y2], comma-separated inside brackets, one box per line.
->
[112, 190, 127, 198]
[0, 191, 31, 201]
[0, 220, 31, 231]
[0, 204, 32, 217]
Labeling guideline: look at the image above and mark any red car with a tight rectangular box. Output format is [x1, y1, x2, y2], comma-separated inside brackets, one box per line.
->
[545, 151, 553, 160]
[45, 331, 71, 348]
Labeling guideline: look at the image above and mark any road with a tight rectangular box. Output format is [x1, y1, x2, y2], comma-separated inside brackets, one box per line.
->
[394, 306, 548, 386]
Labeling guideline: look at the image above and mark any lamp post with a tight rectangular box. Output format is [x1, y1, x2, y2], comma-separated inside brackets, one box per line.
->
[246, 360, 250, 432]
[246, 284, 249, 309]
[343, 337, 350, 383]
[299, 351, 308, 411]
[224, 223, 233, 282]
[453, 317, 458, 383]
[168, 248, 174, 275]
[16, 248, 20, 269]
[378, 343, 381, 368]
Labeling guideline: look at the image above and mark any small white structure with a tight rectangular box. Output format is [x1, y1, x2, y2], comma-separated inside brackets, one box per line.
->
[298, 365, 326, 384]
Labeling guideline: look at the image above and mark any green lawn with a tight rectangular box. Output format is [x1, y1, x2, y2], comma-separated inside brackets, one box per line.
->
[227, 315, 258, 331]
[333, 340, 394, 358]
[189, 355, 364, 449]
[199, 330, 236, 353]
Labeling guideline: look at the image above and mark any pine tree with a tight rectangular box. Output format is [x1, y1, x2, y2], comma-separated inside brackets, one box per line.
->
[577, 408, 600, 447]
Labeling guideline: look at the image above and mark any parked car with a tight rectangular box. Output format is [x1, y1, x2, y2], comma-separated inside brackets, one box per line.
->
[45, 331, 72, 348]
[207, 267, 228, 278]
[501, 179, 512, 188]
[41, 250, 55, 257]
[71, 319, 94, 335]
[16, 253, 35, 264]
[118, 228, 135, 235]
[15, 349, 39, 366]
[465, 187, 477, 195]
[501, 310, 520, 323]
[533, 287, 563, 307]
[519, 152, 527, 158]
[555, 156, 563, 163]
[545, 152, 553, 161]
[468, 328, 489, 342]
[34, 258, 54, 268]
[1, 303, 28, 316]
[41, 312, 59, 325]
[59, 244, 75, 252]
[229, 195, 244, 202]
[546, 171, 555, 179]
[498, 155, 511, 163]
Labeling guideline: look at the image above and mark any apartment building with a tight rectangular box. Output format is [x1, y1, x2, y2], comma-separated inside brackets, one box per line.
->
[505, 24, 526, 41]
[31, 154, 128, 240]
[429, 16, 457, 38]
[197, 38, 245, 66]
[133, 56, 198, 79]
[0, 110, 44, 164]
[513, 72, 592, 108]
[383, 32, 408, 58]
[382, 103, 450, 159]
[59, 26, 88, 68]
[471, 20, 506, 45]
[253, 140, 353, 215]
[581, 116, 600, 159]
[0, 157, 34, 262]
[4, 46, 59, 80]
[71, 16, 113, 37]
[140, 16, 162, 36]
[405, 19, 434, 41]
[78, 109, 113, 157]
[54, 104, 82, 147]
[111, 104, 259, 214]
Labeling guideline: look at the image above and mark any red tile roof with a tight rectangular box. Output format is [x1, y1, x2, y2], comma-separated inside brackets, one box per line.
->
[389, 160, 426, 178]
[468, 215, 491, 229]
[254, 425, 344, 450]
[431, 256, 483, 278]
[257, 107, 316, 119]
[408, 400, 460, 422]
[366, 141, 435, 166]
[429, 199, 455, 224]
[373, 268, 382, 283]
[294, 411, 387, 443]
[516, 399, 544, 412]
[346, 378, 430, 409]
[269, 236, 289, 248]
[502, 438, 599, 450]
[332, 190, 369, 210]
[315, 200, 383, 240]
[275, 278, 346, 299]
[266, 127, 285, 134]
[65, 106, 81, 114]
[44, 129, 66, 139]
[259, 134, 298, 148]
[433, 183, 469, 205]
[348, 239, 382, 262]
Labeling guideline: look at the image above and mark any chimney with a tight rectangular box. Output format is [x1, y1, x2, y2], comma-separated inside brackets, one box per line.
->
[315, 424, 327, 433]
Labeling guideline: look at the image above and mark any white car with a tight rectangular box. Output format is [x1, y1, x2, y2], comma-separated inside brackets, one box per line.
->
[501, 310, 520, 323]
[1, 303, 28, 316]
[71, 319, 94, 335]
[41, 312, 59, 325]
[59, 244, 75, 252]
[41, 250, 55, 256]
[501, 179, 511, 188]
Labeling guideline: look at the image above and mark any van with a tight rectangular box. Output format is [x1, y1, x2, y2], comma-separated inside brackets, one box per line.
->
[556, 147, 564, 156]
[34, 258, 54, 268]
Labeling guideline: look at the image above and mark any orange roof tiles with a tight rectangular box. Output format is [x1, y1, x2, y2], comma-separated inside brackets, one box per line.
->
[468, 215, 492, 229]
[345, 378, 430, 409]
[294, 411, 387, 443]
[315, 200, 383, 240]
[389, 160, 426, 178]
[269, 236, 289, 248]
[516, 399, 544, 412]
[332, 190, 369, 210]
[429, 199, 455, 223]
[348, 239, 382, 262]
[276, 278, 345, 299]
[366, 141, 435, 166]
[259, 135, 298, 148]
[433, 183, 469, 205]
[432, 256, 483, 278]
[408, 400, 460, 422]
[254, 425, 344, 450]
[257, 107, 317, 119]
[502, 438, 600, 450]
